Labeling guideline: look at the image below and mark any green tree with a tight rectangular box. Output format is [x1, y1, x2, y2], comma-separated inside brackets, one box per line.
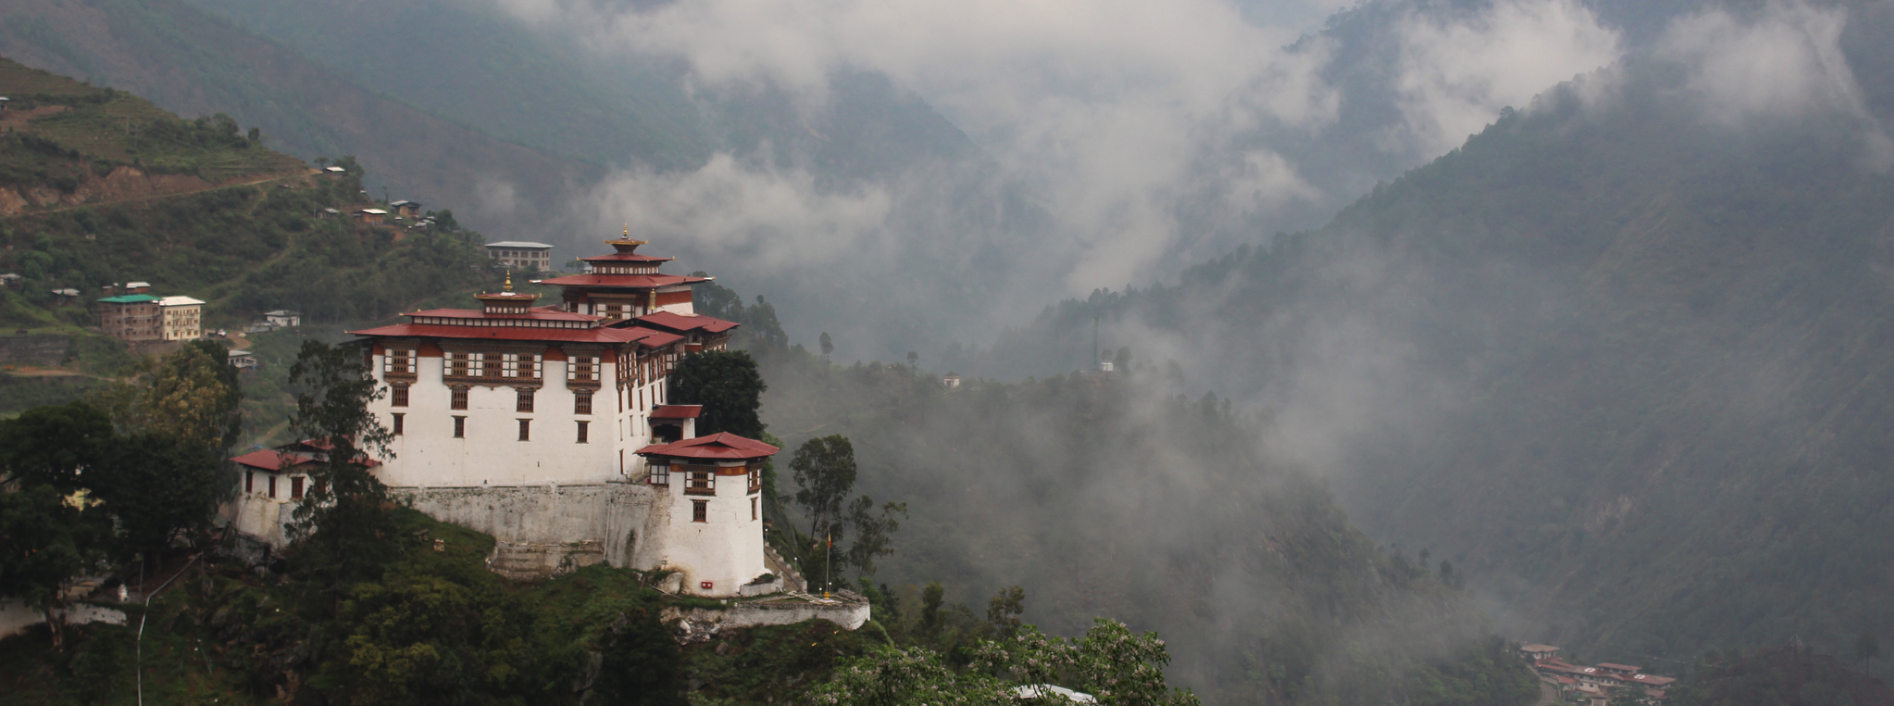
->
[0, 483, 111, 650]
[321, 574, 538, 705]
[285, 340, 398, 597]
[986, 586, 1025, 638]
[0, 402, 112, 491]
[813, 619, 1199, 706]
[1857, 631, 1880, 672]
[89, 431, 224, 561]
[792, 435, 859, 545]
[920, 582, 945, 638]
[87, 343, 242, 449]
[844, 495, 907, 576]
[821, 331, 834, 360]
[592, 607, 687, 706]
[669, 350, 766, 439]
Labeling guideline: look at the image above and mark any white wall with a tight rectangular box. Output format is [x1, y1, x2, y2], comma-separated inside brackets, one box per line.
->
[372, 352, 670, 487]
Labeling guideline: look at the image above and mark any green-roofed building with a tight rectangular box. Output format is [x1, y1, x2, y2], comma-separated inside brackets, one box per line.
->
[99, 294, 161, 342]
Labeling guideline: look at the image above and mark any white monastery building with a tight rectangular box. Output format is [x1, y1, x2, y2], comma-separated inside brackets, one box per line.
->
[231, 234, 781, 597]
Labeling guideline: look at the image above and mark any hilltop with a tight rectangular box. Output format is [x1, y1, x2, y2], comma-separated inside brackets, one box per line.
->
[0, 0, 603, 237]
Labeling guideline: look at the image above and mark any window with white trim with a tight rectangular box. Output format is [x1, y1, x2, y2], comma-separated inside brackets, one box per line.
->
[383, 348, 415, 375]
[649, 463, 669, 485]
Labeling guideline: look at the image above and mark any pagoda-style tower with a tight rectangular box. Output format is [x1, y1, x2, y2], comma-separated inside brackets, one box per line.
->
[539, 230, 709, 322]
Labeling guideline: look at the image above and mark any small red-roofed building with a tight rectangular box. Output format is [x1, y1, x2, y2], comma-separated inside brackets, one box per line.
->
[228, 440, 379, 544]
[649, 405, 702, 442]
[636, 432, 780, 595]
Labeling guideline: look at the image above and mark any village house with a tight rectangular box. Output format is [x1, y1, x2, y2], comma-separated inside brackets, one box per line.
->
[98, 294, 162, 342]
[227, 349, 258, 370]
[486, 241, 555, 271]
[389, 200, 422, 219]
[264, 310, 301, 328]
[353, 208, 388, 224]
[158, 295, 204, 341]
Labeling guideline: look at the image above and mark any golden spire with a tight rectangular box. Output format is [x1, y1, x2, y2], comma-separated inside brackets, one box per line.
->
[624, 223, 630, 237]
[504, 270, 513, 293]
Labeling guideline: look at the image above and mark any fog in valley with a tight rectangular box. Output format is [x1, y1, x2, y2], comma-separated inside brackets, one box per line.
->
[7, 0, 1894, 701]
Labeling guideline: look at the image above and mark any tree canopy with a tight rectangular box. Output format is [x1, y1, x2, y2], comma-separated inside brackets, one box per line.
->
[668, 349, 767, 439]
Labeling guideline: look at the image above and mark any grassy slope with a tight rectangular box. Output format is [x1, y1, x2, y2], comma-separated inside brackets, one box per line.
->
[0, 0, 603, 237]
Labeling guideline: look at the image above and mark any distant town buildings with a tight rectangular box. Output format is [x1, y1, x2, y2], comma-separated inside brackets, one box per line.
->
[486, 241, 554, 271]
[1519, 644, 1675, 705]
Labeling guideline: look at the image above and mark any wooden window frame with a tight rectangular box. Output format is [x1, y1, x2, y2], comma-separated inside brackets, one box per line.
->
[518, 418, 531, 441]
[391, 383, 410, 407]
[291, 476, 304, 500]
[392, 412, 404, 436]
[451, 387, 468, 410]
[576, 420, 589, 444]
[517, 387, 535, 413]
[685, 468, 715, 496]
[574, 390, 592, 415]
[453, 416, 466, 438]
[649, 463, 669, 485]
[692, 500, 708, 523]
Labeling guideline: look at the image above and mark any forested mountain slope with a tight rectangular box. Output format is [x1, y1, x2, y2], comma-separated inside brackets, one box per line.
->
[754, 348, 1537, 705]
[0, 59, 492, 328]
[974, 0, 1894, 674]
[0, 0, 602, 237]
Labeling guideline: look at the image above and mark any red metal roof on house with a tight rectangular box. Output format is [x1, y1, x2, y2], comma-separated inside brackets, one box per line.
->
[537, 274, 708, 289]
[650, 405, 703, 419]
[231, 449, 319, 471]
[1595, 664, 1641, 672]
[349, 323, 684, 350]
[404, 305, 600, 323]
[636, 432, 780, 460]
[633, 311, 739, 334]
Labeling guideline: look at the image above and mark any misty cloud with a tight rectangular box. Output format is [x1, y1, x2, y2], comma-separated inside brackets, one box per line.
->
[1386, 0, 1622, 157]
[1656, 0, 1894, 167]
[577, 153, 893, 266]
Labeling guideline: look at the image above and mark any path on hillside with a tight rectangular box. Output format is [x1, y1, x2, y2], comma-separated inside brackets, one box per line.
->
[1532, 682, 1557, 706]
[1, 168, 321, 219]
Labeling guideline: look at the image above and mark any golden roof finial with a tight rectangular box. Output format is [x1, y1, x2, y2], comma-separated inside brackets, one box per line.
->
[623, 223, 630, 237]
[503, 270, 513, 293]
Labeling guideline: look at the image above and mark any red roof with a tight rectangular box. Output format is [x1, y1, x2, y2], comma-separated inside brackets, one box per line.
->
[633, 311, 739, 334]
[405, 305, 599, 323]
[1627, 675, 1676, 686]
[231, 449, 318, 471]
[1596, 663, 1641, 673]
[636, 432, 780, 460]
[581, 252, 673, 263]
[650, 405, 703, 419]
[537, 274, 708, 289]
[349, 323, 682, 349]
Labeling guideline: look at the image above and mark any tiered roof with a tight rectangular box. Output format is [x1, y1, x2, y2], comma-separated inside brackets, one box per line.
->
[349, 237, 733, 351]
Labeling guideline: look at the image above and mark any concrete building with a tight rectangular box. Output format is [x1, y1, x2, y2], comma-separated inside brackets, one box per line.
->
[238, 234, 773, 596]
[158, 296, 204, 341]
[486, 241, 555, 271]
[228, 350, 258, 370]
[98, 295, 161, 342]
[264, 310, 301, 328]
